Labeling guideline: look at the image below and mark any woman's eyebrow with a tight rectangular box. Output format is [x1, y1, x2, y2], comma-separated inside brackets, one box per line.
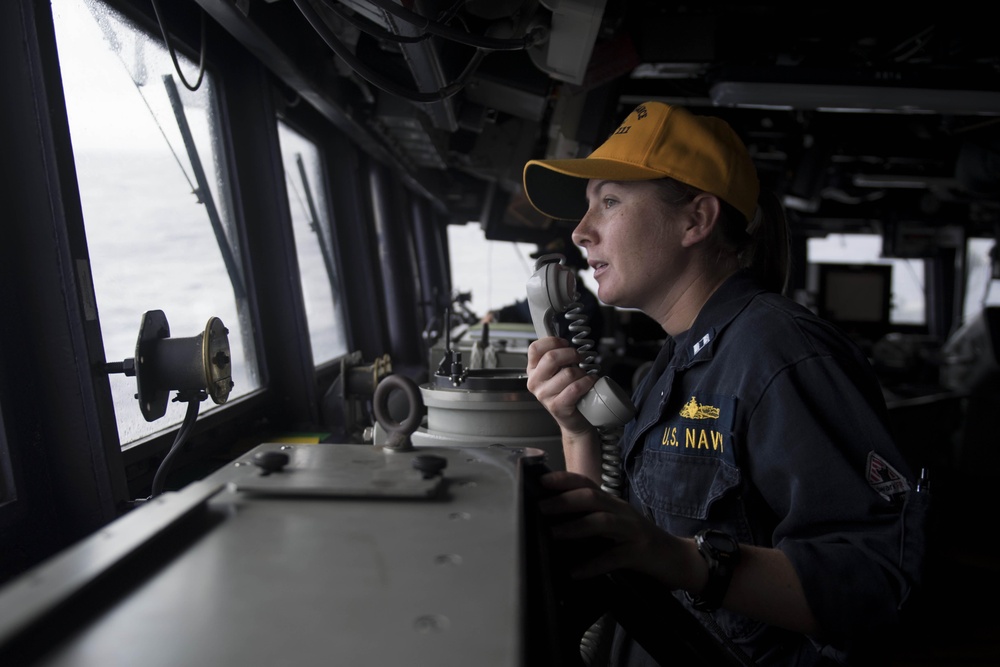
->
[587, 179, 613, 197]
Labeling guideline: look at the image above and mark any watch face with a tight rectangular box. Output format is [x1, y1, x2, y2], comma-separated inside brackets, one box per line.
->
[703, 530, 736, 554]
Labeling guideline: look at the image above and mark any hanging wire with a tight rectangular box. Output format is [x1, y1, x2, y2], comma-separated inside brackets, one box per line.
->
[319, 0, 432, 44]
[149, 392, 205, 497]
[435, 0, 465, 24]
[86, 5, 197, 193]
[292, 0, 486, 102]
[361, 0, 538, 51]
[150, 0, 207, 91]
[297, 0, 545, 102]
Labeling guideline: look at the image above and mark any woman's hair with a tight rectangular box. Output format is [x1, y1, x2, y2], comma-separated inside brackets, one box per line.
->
[742, 189, 791, 295]
[653, 178, 790, 295]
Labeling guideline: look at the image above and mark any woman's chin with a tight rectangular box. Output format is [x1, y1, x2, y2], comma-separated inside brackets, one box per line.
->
[597, 286, 621, 308]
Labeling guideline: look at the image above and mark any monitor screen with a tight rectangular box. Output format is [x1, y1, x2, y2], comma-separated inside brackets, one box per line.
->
[816, 263, 892, 333]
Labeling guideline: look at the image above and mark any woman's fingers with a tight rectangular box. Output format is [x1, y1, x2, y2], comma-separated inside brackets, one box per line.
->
[525, 340, 597, 428]
[537, 473, 631, 534]
[538, 469, 597, 493]
[527, 338, 582, 383]
[526, 336, 570, 370]
[536, 470, 672, 578]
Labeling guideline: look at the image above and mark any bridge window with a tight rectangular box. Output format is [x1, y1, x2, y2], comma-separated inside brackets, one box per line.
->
[51, 0, 260, 444]
[448, 224, 544, 319]
[276, 122, 348, 365]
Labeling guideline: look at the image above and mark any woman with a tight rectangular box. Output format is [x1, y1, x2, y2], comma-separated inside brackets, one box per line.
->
[522, 101, 926, 666]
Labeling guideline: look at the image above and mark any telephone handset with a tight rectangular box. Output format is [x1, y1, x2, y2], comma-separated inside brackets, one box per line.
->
[526, 253, 637, 429]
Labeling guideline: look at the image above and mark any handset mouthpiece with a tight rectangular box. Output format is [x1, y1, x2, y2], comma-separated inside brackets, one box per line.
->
[526, 254, 576, 339]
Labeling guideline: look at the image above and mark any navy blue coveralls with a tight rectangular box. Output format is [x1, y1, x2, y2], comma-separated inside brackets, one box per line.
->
[609, 270, 927, 667]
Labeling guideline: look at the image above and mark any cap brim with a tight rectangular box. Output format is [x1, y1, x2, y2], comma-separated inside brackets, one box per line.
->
[523, 158, 665, 220]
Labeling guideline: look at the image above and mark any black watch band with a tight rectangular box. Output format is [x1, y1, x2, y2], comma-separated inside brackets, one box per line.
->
[689, 529, 741, 612]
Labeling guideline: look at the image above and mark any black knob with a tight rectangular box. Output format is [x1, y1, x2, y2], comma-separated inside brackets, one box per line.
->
[412, 455, 447, 479]
[254, 451, 289, 475]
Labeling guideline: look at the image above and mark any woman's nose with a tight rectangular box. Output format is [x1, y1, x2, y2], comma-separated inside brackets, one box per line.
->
[572, 212, 593, 246]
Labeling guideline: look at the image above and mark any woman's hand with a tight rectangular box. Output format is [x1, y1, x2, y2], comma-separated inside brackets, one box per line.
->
[537, 470, 693, 586]
[536, 471, 821, 634]
[525, 337, 597, 435]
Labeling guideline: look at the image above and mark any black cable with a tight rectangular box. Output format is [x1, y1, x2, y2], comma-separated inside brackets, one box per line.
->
[89, 9, 197, 193]
[318, 0, 431, 44]
[435, 0, 465, 25]
[149, 394, 204, 497]
[291, 0, 485, 102]
[361, 0, 537, 51]
[150, 0, 207, 92]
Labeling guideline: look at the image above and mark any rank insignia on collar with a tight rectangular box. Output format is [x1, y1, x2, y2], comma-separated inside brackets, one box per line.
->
[692, 332, 711, 356]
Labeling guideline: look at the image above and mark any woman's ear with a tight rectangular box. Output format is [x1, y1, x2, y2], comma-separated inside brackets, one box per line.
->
[680, 194, 721, 247]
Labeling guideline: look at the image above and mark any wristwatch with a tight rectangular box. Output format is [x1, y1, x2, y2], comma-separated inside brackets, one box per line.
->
[690, 529, 741, 612]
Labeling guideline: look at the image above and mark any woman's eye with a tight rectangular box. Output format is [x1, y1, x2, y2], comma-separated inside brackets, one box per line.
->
[603, 197, 616, 208]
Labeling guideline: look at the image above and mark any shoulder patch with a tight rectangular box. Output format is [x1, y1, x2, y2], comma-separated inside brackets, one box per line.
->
[866, 451, 911, 501]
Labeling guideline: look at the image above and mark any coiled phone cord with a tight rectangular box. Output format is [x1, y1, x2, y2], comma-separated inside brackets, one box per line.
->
[565, 301, 626, 666]
[566, 300, 600, 374]
[564, 301, 625, 498]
